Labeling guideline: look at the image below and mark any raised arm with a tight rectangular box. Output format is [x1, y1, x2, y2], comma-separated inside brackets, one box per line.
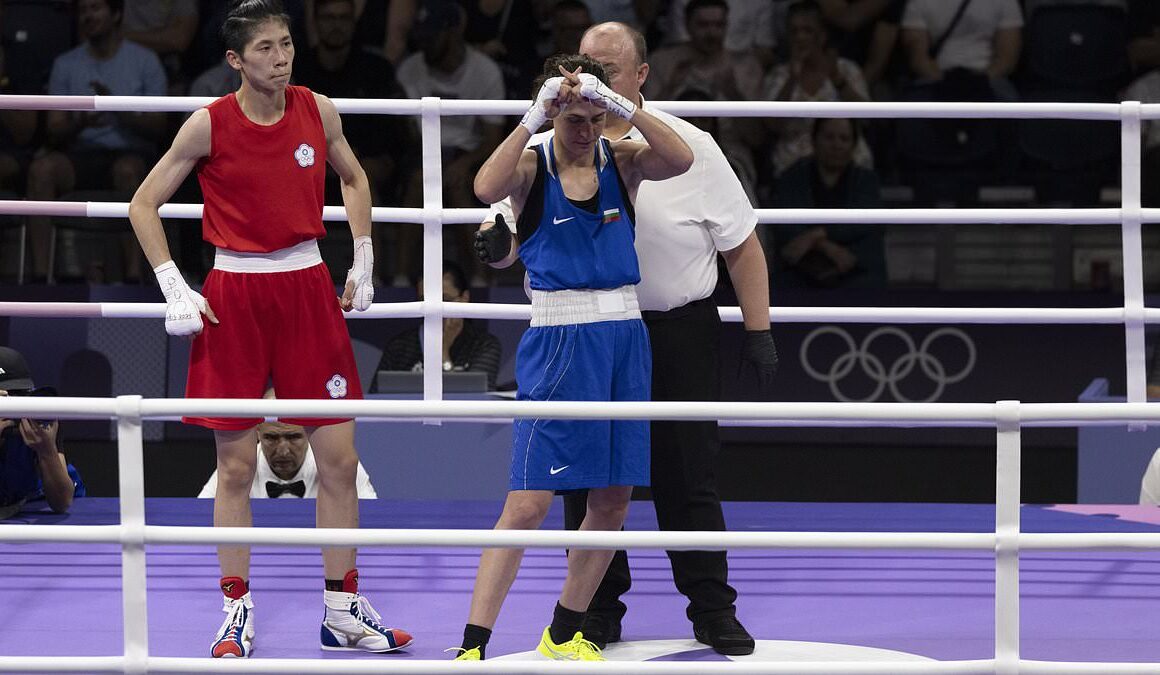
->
[474, 76, 565, 205]
[572, 72, 692, 183]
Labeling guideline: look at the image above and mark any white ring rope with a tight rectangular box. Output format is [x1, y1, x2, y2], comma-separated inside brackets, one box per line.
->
[1, 95, 1157, 673]
[3, 93, 1160, 119]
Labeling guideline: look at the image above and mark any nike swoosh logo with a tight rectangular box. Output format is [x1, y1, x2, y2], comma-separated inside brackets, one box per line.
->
[552, 216, 574, 224]
[549, 465, 569, 475]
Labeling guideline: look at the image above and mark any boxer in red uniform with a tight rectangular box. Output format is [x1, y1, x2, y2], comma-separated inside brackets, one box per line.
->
[128, 0, 410, 658]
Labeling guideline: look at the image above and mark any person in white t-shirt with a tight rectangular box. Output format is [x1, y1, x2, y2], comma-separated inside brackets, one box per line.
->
[394, 0, 504, 286]
[199, 418, 377, 499]
[475, 21, 777, 658]
[900, 0, 1023, 100]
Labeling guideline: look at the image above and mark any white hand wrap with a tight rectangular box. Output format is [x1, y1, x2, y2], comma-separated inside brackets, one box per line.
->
[346, 235, 374, 311]
[577, 73, 636, 121]
[153, 260, 207, 337]
[520, 76, 564, 134]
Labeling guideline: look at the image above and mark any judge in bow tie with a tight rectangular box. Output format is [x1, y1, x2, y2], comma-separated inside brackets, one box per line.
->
[199, 419, 377, 500]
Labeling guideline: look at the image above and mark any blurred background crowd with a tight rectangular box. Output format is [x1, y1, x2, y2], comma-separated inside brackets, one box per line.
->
[0, 0, 1158, 294]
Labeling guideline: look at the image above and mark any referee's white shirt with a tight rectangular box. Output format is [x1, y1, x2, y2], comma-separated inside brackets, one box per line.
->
[1141, 447, 1160, 505]
[198, 444, 378, 499]
[490, 99, 757, 312]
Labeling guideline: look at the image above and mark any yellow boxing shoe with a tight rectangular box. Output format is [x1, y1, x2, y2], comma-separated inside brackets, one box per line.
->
[536, 626, 604, 661]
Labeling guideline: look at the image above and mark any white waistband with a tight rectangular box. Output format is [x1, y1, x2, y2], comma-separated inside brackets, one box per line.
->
[214, 240, 322, 273]
[529, 285, 641, 327]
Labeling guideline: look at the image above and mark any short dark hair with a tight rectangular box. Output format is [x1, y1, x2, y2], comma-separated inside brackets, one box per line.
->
[685, 0, 728, 24]
[787, 0, 825, 25]
[314, 0, 355, 14]
[77, 0, 125, 22]
[531, 53, 608, 100]
[443, 259, 468, 295]
[811, 117, 861, 145]
[554, 0, 590, 16]
[221, 0, 292, 54]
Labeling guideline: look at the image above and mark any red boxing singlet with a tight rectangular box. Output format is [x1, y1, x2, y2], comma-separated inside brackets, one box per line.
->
[198, 85, 327, 253]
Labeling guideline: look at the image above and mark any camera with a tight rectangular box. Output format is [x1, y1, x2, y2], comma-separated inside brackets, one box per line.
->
[4, 386, 57, 427]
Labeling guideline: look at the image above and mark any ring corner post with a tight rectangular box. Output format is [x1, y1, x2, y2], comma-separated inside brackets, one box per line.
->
[115, 394, 148, 674]
[994, 399, 1022, 675]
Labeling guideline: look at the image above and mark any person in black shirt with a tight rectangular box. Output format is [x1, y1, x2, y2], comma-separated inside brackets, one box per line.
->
[375, 259, 502, 389]
[293, 0, 417, 220]
[772, 117, 885, 289]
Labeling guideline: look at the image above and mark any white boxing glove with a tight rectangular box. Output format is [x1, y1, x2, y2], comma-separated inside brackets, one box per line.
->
[577, 73, 636, 121]
[520, 75, 565, 134]
[153, 260, 207, 337]
[346, 235, 374, 311]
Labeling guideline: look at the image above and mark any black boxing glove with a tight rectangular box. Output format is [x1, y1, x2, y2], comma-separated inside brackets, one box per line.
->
[740, 329, 779, 393]
[474, 213, 513, 263]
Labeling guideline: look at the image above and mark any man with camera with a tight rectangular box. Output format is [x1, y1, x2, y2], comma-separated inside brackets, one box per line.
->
[0, 346, 84, 519]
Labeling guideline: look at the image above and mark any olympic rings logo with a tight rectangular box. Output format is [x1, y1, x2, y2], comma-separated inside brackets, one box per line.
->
[799, 326, 976, 403]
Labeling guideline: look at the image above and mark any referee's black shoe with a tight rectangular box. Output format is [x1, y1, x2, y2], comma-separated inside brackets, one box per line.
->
[579, 613, 622, 649]
[693, 615, 755, 656]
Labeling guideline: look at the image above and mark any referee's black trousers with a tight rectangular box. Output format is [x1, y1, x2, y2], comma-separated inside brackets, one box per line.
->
[563, 297, 738, 623]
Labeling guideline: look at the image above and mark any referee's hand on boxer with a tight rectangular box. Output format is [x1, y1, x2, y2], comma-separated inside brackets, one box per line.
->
[475, 214, 513, 264]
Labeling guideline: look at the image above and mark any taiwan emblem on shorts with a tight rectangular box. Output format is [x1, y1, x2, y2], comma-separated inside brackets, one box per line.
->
[326, 374, 348, 399]
[294, 143, 316, 168]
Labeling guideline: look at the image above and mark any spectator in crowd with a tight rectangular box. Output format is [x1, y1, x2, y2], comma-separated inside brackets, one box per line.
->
[580, 0, 662, 32]
[772, 118, 885, 289]
[814, 0, 906, 91]
[121, 0, 199, 86]
[305, 0, 386, 53]
[548, 0, 594, 56]
[294, 0, 416, 274]
[0, 347, 85, 520]
[509, 1, 596, 104]
[900, 0, 1022, 101]
[1128, 0, 1160, 75]
[188, 57, 243, 99]
[764, 0, 871, 177]
[375, 260, 502, 390]
[0, 41, 37, 194]
[645, 0, 764, 102]
[395, 0, 505, 286]
[383, 0, 541, 76]
[26, 0, 167, 282]
[199, 391, 378, 500]
[1124, 58, 1160, 206]
[660, 0, 776, 69]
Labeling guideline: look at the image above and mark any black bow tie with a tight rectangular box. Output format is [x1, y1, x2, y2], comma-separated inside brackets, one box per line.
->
[265, 480, 306, 498]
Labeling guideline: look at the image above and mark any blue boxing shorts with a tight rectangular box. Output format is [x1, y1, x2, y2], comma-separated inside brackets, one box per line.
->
[509, 309, 651, 491]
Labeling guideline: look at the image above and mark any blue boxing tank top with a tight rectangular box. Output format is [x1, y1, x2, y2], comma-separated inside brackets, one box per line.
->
[515, 136, 640, 291]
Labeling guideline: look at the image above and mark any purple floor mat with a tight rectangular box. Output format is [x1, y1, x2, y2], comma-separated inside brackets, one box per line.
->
[2, 499, 1159, 663]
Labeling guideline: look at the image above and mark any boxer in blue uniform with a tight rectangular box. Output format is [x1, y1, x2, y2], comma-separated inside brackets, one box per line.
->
[451, 54, 693, 661]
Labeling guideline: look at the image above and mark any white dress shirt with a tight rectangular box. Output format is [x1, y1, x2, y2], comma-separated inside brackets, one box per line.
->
[1140, 447, 1160, 505]
[198, 444, 378, 499]
[490, 100, 756, 312]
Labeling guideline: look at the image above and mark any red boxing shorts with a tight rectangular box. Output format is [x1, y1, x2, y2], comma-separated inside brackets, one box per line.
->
[184, 262, 362, 430]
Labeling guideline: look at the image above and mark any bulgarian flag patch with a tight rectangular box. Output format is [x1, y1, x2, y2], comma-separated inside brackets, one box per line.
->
[602, 208, 621, 224]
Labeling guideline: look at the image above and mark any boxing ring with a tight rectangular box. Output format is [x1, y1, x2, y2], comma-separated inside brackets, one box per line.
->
[1, 95, 1160, 673]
